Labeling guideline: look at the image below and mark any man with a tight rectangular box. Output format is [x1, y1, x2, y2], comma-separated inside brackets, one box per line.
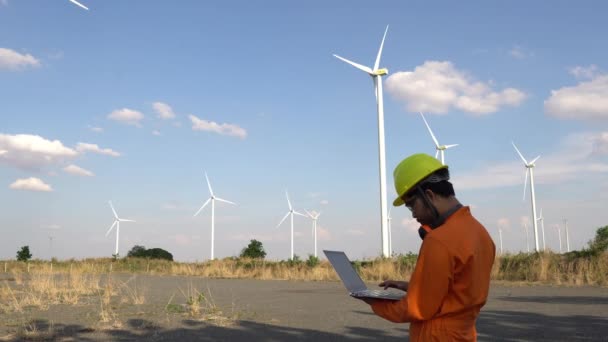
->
[360, 153, 495, 341]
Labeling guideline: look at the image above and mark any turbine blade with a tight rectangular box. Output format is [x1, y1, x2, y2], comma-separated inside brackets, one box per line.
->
[293, 210, 307, 218]
[530, 156, 541, 165]
[285, 190, 292, 210]
[215, 197, 236, 205]
[435, 150, 439, 159]
[523, 169, 529, 201]
[511, 142, 528, 165]
[205, 172, 214, 196]
[304, 209, 312, 218]
[193, 198, 211, 217]
[373, 25, 389, 71]
[69, 0, 89, 10]
[333, 54, 373, 74]
[108, 201, 118, 219]
[445, 144, 459, 149]
[420, 112, 440, 147]
[105, 221, 117, 237]
[276, 212, 290, 228]
[119, 219, 135, 222]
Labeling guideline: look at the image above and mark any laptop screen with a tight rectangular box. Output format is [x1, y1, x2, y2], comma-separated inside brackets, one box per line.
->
[324, 250, 367, 293]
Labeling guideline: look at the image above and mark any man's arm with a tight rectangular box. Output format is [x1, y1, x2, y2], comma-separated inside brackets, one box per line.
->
[365, 237, 453, 323]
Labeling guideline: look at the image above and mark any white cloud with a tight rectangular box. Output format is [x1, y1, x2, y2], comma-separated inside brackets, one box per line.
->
[592, 132, 608, 155]
[63, 164, 94, 177]
[189, 114, 247, 139]
[520, 216, 530, 227]
[509, 45, 533, 60]
[152, 130, 161, 136]
[0, 48, 40, 71]
[453, 132, 608, 190]
[320, 199, 329, 205]
[76, 142, 120, 157]
[544, 75, 608, 120]
[152, 102, 176, 120]
[107, 108, 144, 126]
[401, 218, 420, 232]
[318, 226, 332, 241]
[497, 218, 510, 231]
[0, 133, 77, 169]
[9, 177, 53, 192]
[569, 65, 600, 80]
[386, 60, 526, 115]
[171, 234, 193, 246]
[88, 125, 103, 133]
[346, 229, 366, 236]
[0, 0, 7, 6]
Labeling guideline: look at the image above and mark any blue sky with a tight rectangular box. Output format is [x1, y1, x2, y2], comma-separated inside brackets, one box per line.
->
[1, 0, 607, 261]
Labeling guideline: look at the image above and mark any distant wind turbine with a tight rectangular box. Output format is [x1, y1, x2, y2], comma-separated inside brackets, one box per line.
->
[68, 0, 89, 10]
[537, 209, 546, 251]
[277, 191, 307, 260]
[556, 224, 563, 253]
[419, 112, 458, 165]
[512, 142, 541, 252]
[564, 219, 570, 252]
[193, 172, 236, 260]
[498, 227, 503, 255]
[106, 201, 135, 257]
[333, 25, 391, 257]
[304, 209, 321, 258]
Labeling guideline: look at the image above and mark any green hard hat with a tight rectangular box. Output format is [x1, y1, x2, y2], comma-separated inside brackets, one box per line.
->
[393, 153, 448, 206]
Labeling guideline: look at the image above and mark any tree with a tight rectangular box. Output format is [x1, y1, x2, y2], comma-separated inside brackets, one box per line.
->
[240, 239, 266, 259]
[589, 225, 608, 254]
[127, 245, 147, 258]
[126, 245, 174, 261]
[16, 246, 32, 262]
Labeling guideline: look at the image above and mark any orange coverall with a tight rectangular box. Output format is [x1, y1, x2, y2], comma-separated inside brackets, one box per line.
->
[372, 206, 495, 341]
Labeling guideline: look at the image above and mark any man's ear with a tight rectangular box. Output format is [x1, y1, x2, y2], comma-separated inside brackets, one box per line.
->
[424, 189, 436, 201]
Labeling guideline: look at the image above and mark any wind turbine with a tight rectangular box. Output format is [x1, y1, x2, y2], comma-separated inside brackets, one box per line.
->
[564, 219, 570, 252]
[106, 201, 135, 257]
[419, 112, 458, 165]
[333, 25, 391, 257]
[304, 209, 321, 258]
[512, 142, 541, 252]
[193, 172, 236, 260]
[277, 191, 307, 260]
[68, 0, 89, 10]
[537, 209, 546, 251]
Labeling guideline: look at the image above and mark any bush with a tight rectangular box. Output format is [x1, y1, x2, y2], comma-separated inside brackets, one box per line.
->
[306, 255, 319, 267]
[240, 239, 266, 259]
[16, 246, 32, 262]
[126, 245, 173, 261]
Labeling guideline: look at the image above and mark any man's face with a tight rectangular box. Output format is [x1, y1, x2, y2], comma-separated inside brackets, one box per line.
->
[403, 190, 435, 225]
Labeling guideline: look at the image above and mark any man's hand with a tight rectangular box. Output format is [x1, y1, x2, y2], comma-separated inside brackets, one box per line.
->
[378, 280, 409, 292]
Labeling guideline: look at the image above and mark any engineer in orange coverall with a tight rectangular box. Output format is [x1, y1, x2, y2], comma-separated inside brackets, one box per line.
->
[360, 153, 496, 341]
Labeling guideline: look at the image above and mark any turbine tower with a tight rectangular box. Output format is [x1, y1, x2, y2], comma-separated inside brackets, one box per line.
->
[564, 219, 570, 252]
[304, 210, 321, 258]
[106, 201, 135, 257]
[334, 25, 391, 257]
[537, 209, 546, 251]
[512, 142, 541, 252]
[387, 207, 393, 256]
[277, 191, 307, 260]
[498, 227, 503, 255]
[193, 172, 236, 260]
[419, 112, 458, 165]
[68, 0, 89, 10]
[557, 224, 563, 253]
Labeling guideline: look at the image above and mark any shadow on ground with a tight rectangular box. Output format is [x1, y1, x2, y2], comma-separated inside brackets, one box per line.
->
[497, 295, 608, 305]
[5, 308, 608, 341]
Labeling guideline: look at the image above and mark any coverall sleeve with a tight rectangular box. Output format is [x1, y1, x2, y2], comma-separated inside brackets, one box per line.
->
[371, 236, 453, 323]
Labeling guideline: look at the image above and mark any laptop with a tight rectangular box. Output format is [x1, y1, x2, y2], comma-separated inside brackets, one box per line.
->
[323, 250, 405, 301]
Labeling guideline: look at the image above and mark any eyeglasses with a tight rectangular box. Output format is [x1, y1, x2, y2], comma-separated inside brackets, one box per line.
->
[404, 195, 418, 212]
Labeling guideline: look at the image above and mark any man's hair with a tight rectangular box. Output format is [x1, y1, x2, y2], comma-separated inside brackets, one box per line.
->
[408, 168, 455, 198]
